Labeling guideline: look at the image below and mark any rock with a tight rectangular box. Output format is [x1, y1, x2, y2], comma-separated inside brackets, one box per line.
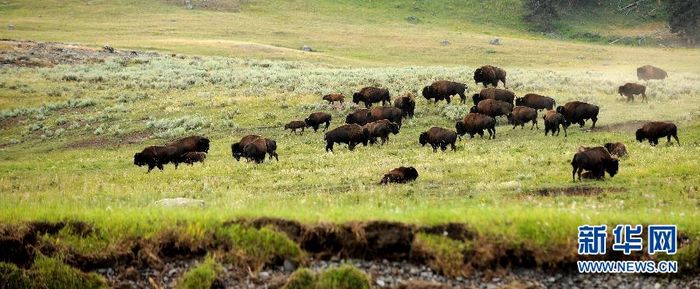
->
[376, 278, 386, 287]
[489, 38, 501, 45]
[259, 271, 270, 280]
[283, 259, 296, 272]
[405, 16, 419, 24]
[440, 39, 450, 46]
[8, 24, 15, 30]
[154, 198, 205, 208]
[102, 45, 115, 53]
[301, 45, 313, 52]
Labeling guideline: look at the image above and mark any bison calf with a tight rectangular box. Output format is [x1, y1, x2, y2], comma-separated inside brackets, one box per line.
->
[284, 120, 307, 134]
[305, 112, 332, 132]
[455, 113, 496, 139]
[353, 87, 390, 108]
[324, 124, 370, 152]
[618, 83, 647, 102]
[133, 145, 177, 173]
[543, 110, 570, 137]
[571, 147, 619, 181]
[419, 127, 458, 152]
[507, 106, 539, 130]
[636, 122, 679, 146]
[364, 119, 400, 145]
[380, 167, 419, 185]
[181, 152, 206, 165]
[322, 93, 344, 104]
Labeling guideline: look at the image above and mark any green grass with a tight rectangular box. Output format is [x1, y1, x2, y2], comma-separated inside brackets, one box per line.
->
[177, 256, 223, 289]
[315, 265, 371, 289]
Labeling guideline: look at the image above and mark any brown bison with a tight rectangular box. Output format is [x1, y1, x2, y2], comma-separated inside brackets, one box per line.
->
[167, 135, 210, 155]
[284, 120, 307, 134]
[419, 127, 458, 152]
[603, 142, 628, 158]
[353, 87, 390, 108]
[469, 99, 513, 118]
[322, 93, 344, 104]
[636, 122, 680, 146]
[507, 106, 539, 130]
[181, 152, 207, 165]
[556, 101, 599, 128]
[370, 106, 403, 128]
[394, 95, 416, 118]
[345, 108, 373, 126]
[543, 110, 570, 137]
[324, 124, 370, 152]
[571, 146, 619, 181]
[637, 65, 668, 81]
[455, 113, 496, 139]
[515, 93, 555, 110]
[364, 119, 400, 145]
[380, 166, 419, 185]
[231, 135, 279, 162]
[618, 83, 647, 102]
[472, 88, 515, 105]
[242, 138, 270, 163]
[133, 145, 178, 173]
[422, 81, 468, 104]
[305, 112, 332, 132]
[473, 65, 507, 88]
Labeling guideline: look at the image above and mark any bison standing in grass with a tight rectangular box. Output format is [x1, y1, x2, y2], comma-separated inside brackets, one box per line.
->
[394, 95, 416, 118]
[637, 65, 668, 81]
[571, 147, 619, 181]
[364, 119, 400, 145]
[345, 109, 372, 126]
[507, 106, 539, 130]
[353, 87, 390, 108]
[305, 112, 332, 132]
[515, 93, 555, 110]
[455, 113, 496, 139]
[133, 145, 178, 173]
[324, 124, 370, 152]
[556, 101, 599, 129]
[474, 65, 507, 88]
[181, 152, 206, 165]
[636, 122, 680, 146]
[422, 81, 468, 104]
[167, 135, 210, 168]
[543, 110, 569, 137]
[285, 120, 307, 134]
[419, 127, 458, 152]
[469, 99, 513, 119]
[370, 106, 403, 128]
[242, 138, 271, 163]
[322, 93, 344, 104]
[472, 88, 515, 105]
[618, 83, 647, 102]
[232, 135, 279, 162]
[380, 167, 419, 185]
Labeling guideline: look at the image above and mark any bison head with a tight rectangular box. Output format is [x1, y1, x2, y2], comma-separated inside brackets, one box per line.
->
[418, 132, 429, 146]
[605, 158, 619, 178]
[455, 121, 467, 136]
[515, 97, 524, 106]
[472, 94, 483, 105]
[473, 68, 483, 82]
[322, 94, 332, 102]
[404, 167, 419, 181]
[421, 86, 431, 99]
[133, 153, 147, 167]
[352, 92, 362, 104]
[555, 106, 565, 115]
[469, 106, 479, 114]
[231, 143, 243, 161]
[617, 86, 625, 96]
[197, 138, 210, 153]
[388, 122, 400, 134]
[635, 129, 646, 142]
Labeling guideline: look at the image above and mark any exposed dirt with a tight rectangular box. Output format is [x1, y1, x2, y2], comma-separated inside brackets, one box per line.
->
[592, 120, 650, 132]
[534, 186, 627, 197]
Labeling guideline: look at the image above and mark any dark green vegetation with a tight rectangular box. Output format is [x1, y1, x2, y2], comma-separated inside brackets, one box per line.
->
[0, 257, 107, 289]
[177, 257, 223, 289]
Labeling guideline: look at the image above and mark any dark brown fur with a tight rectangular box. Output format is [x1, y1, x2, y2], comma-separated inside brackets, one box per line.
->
[636, 122, 679, 146]
[507, 106, 539, 130]
[181, 152, 207, 165]
[243, 138, 269, 163]
[363, 119, 400, 145]
[322, 93, 344, 104]
[369, 106, 403, 128]
[324, 124, 370, 152]
[543, 110, 570, 137]
[469, 99, 513, 118]
[618, 83, 647, 102]
[571, 147, 619, 181]
[421, 81, 468, 104]
[556, 101, 599, 128]
[394, 96, 416, 118]
[231, 135, 261, 161]
[637, 65, 668, 81]
[455, 113, 496, 139]
[305, 112, 332, 132]
[345, 108, 373, 126]
[419, 127, 458, 152]
[133, 145, 178, 173]
[515, 93, 555, 110]
[284, 120, 307, 134]
[380, 167, 419, 184]
[472, 88, 515, 105]
[352, 87, 390, 108]
[473, 65, 507, 88]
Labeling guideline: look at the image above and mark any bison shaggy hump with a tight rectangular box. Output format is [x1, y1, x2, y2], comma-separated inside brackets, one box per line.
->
[455, 113, 496, 139]
[472, 88, 515, 105]
[168, 135, 210, 154]
[515, 93, 555, 110]
[556, 101, 599, 129]
[324, 124, 370, 152]
[305, 112, 332, 132]
[469, 99, 513, 118]
[422, 80, 468, 104]
[133, 145, 178, 173]
[394, 95, 416, 118]
[419, 127, 458, 152]
[322, 93, 344, 104]
[636, 122, 679, 146]
[571, 146, 619, 181]
[353, 87, 390, 108]
[618, 83, 647, 102]
[473, 65, 507, 88]
[380, 166, 419, 185]
[507, 106, 539, 130]
[637, 65, 668, 81]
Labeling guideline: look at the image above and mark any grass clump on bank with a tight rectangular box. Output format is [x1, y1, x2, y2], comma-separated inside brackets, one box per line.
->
[282, 268, 316, 289]
[31, 256, 107, 289]
[177, 256, 224, 289]
[282, 265, 370, 289]
[0, 262, 33, 289]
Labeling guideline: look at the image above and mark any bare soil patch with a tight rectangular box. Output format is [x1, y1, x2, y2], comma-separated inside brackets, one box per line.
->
[592, 120, 650, 132]
[0, 39, 154, 68]
[534, 186, 626, 197]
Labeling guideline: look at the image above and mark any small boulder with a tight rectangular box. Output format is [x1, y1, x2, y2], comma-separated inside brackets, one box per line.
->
[440, 39, 450, 46]
[102, 45, 115, 53]
[489, 38, 501, 45]
[154, 198, 205, 208]
[301, 45, 313, 52]
[405, 16, 419, 24]
[8, 24, 15, 31]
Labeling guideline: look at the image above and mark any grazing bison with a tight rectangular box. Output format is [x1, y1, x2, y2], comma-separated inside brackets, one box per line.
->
[181, 152, 206, 165]
[284, 120, 307, 134]
[507, 106, 539, 130]
[370, 106, 403, 128]
[264, 138, 279, 161]
[422, 81, 468, 104]
[305, 112, 332, 132]
[603, 142, 628, 158]
[353, 87, 390, 108]
[618, 83, 647, 102]
[322, 93, 344, 104]
[543, 110, 570, 137]
[455, 113, 496, 139]
[473, 65, 507, 88]
[167, 135, 210, 154]
[242, 138, 269, 163]
[231, 135, 261, 161]
[364, 119, 400, 145]
[515, 93, 555, 110]
[324, 124, 370, 152]
[469, 99, 513, 118]
[419, 127, 458, 152]
[133, 145, 178, 173]
[637, 65, 668, 81]
[380, 167, 419, 185]
[571, 147, 619, 181]
[345, 108, 373, 126]
[635, 122, 680, 146]
[556, 101, 599, 128]
[472, 88, 515, 105]
[394, 96, 416, 118]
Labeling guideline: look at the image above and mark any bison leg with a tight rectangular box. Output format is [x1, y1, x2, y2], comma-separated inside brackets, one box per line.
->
[531, 120, 538, 130]
[450, 142, 456, 152]
[381, 136, 388, 145]
[478, 130, 484, 138]
[147, 164, 155, 173]
[348, 142, 356, 151]
[324, 121, 330, 131]
[459, 93, 466, 104]
[672, 134, 680, 146]
[431, 144, 438, 153]
[325, 141, 334, 153]
[571, 165, 578, 182]
[591, 117, 597, 129]
[440, 143, 447, 151]
[445, 96, 451, 104]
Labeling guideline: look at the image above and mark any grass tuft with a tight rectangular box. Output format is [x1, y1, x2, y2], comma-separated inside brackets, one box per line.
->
[315, 265, 371, 289]
[177, 256, 223, 289]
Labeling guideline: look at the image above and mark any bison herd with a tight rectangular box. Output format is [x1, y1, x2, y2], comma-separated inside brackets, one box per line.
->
[134, 65, 680, 184]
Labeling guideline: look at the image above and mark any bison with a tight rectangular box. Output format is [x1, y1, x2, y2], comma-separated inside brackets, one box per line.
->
[324, 124, 370, 152]
[571, 146, 619, 181]
[421, 81, 468, 104]
[603, 142, 628, 158]
[469, 99, 513, 118]
[345, 109, 373, 126]
[242, 138, 270, 163]
[473, 65, 507, 88]
[380, 167, 419, 185]
[556, 101, 599, 128]
[394, 96, 416, 118]
[637, 65, 668, 81]
[231, 134, 261, 161]
[353, 87, 390, 108]
[507, 106, 539, 130]
[515, 93, 555, 110]
[618, 83, 647, 102]
[472, 88, 515, 105]
[305, 112, 332, 132]
[635, 122, 680, 146]
[455, 113, 496, 139]
[284, 120, 307, 134]
[167, 135, 210, 155]
[543, 110, 569, 137]
[364, 119, 400, 145]
[370, 106, 403, 128]
[133, 145, 178, 173]
[322, 93, 344, 104]
[181, 152, 206, 165]
[419, 127, 458, 152]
